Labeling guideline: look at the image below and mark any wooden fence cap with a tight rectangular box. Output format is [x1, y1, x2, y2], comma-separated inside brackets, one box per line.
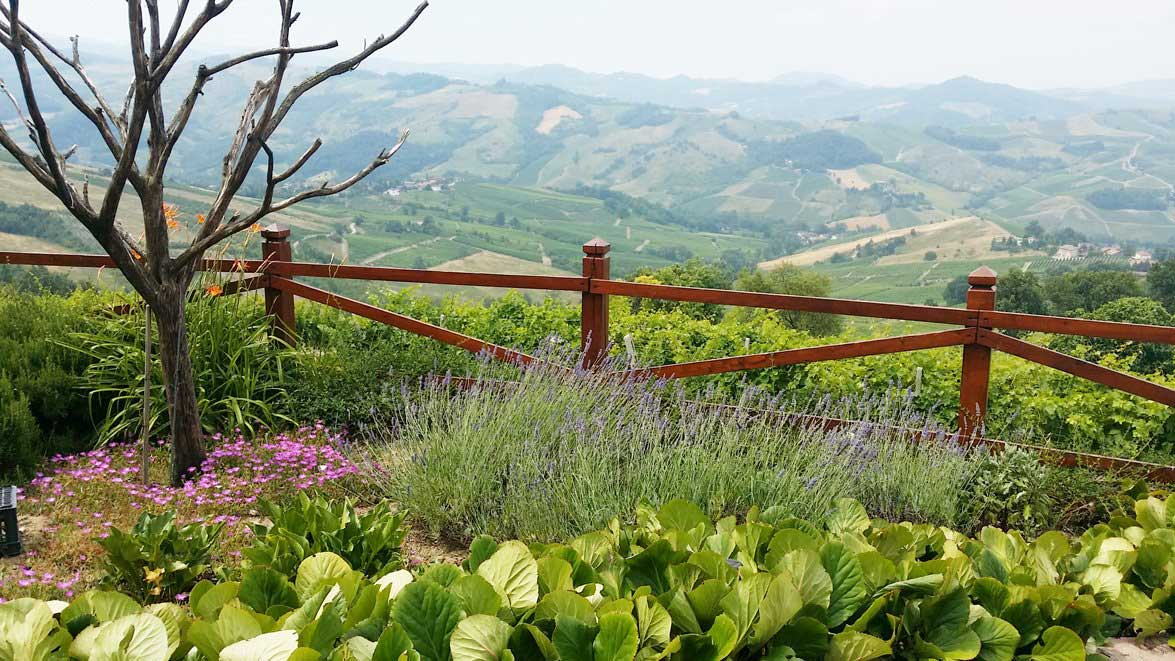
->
[968, 266, 998, 287]
[261, 224, 291, 240]
[583, 237, 611, 256]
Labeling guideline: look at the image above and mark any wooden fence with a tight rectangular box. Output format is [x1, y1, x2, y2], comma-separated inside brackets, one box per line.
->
[4, 223, 1175, 479]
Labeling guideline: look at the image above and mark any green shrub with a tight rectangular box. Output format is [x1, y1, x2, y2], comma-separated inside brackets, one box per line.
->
[11, 492, 1175, 659]
[244, 494, 408, 578]
[67, 290, 291, 443]
[98, 510, 222, 603]
[357, 359, 980, 541]
[962, 447, 1055, 536]
[0, 372, 40, 478]
[0, 287, 101, 478]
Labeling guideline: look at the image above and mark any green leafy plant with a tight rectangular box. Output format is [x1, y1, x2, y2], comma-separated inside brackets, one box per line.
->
[97, 511, 222, 603]
[67, 289, 290, 444]
[962, 447, 1056, 536]
[244, 493, 408, 579]
[15, 491, 1175, 660]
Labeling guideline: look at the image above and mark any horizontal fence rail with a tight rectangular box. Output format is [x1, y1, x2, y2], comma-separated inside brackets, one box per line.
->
[4, 223, 1175, 480]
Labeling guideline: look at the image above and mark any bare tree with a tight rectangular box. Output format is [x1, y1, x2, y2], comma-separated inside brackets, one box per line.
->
[0, 0, 428, 485]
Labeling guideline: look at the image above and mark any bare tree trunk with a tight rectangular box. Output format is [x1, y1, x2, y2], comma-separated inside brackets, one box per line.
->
[153, 286, 205, 486]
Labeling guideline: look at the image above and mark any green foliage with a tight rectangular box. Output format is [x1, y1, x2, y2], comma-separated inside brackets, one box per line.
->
[13, 492, 1175, 659]
[67, 289, 291, 444]
[732, 264, 844, 336]
[962, 448, 1055, 536]
[1148, 260, 1175, 312]
[0, 200, 92, 250]
[629, 259, 732, 321]
[98, 510, 223, 603]
[749, 130, 882, 170]
[995, 268, 1047, 316]
[0, 287, 102, 479]
[1087, 187, 1170, 211]
[244, 494, 408, 579]
[1044, 270, 1143, 316]
[1050, 297, 1174, 375]
[360, 359, 979, 542]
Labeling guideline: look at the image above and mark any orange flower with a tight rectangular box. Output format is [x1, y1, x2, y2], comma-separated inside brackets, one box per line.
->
[167, 219, 179, 230]
[205, 284, 223, 297]
[163, 203, 179, 221]
[250, 223, 262, 233]
[130, 249, 142, 261]
[196, 214, 206, 224]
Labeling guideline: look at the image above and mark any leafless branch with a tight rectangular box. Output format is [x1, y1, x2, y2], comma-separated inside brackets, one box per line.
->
[274, 138, 321, 184]
[268, 1, 428, 131]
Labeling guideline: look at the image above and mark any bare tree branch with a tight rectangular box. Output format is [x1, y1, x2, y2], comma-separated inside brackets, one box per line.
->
[2, 0, 78, 208]
[274, 138, 321, 184]
[268, 1, 428, 131]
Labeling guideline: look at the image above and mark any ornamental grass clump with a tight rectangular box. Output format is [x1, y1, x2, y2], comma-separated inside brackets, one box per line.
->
[356, 351, 980, 542]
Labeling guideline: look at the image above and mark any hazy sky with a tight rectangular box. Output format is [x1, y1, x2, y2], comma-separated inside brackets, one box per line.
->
[16, 0, 1175, 89]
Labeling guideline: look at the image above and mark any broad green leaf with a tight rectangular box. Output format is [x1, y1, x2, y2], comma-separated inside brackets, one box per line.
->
[220, 630, 299, 661]
[749, 572, 803, 648]
[821, 542, 867, 628]
[537, 557, 574, 595]
[657, 500, 710, 535]
[392, 581, 463, 661]
[450, 614, 513, 661]
[687, 579, 730, 628]
[1113, 583, 1152, 620]
[450, 575, 503, 618]
[921, 588, 970, 635]
[825, 499, 871, 536]
[1134, 538, 1170, 590]
[373, 623, 416, 661]
[828, 630, 891, 661]
[1000, 600, 1044, 649]
[552, 615, 596, 661]
[187, 604, 264, 660]
[1136, 497, 1167, 531]
[239, 568, 300, 615]
[634, 596, 671, 650]
[1080, 564, 1122, 604]
[0, 599, 60, 661]
[1133, 609, 1173, 638]
[1027, 626, 1085, 661]
[467, 536, 498, 573]
[764, 530, 820, 571]
[143, 603, 188, 659]
[718, 573, 772, 639]
[779, 549, 832, 610]
[92, 613, 170, 661]
[972, 616, 1018, 661]
[535, 591, 596, 625]
[593, 612, 638, 661]
[923, 625, 981, 660]
[971, 578, 1010, 616]
[509, 623, 557, 661]
[774, 617, 830, 660]
[477, 541, 540, 613]
[295, 553, 354, 602]
[707, 614, 738, 659]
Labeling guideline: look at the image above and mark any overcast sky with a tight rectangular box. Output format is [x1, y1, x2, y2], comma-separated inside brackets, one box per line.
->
[16, 0, 1175, 89]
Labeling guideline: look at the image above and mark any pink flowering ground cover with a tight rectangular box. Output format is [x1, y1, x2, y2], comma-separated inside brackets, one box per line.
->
[0, 423, 357, 601]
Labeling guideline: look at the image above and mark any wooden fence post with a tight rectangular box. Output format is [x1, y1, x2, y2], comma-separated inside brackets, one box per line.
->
[959, 266, 996, 437]
[261, 224, 296, 347]
[581, 238, 611, 368]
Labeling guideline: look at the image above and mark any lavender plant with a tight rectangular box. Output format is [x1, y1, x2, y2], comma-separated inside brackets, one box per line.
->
[354, 351, 981, 542]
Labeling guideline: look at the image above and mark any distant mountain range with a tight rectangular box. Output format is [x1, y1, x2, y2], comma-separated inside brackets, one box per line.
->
[4, 49, 1175, 249]
[371, 61, 1175, 124]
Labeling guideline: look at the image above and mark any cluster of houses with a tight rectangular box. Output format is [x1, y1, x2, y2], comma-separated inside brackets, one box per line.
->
[1053, 242, 1153, 267]
[384, 177, 459, 198]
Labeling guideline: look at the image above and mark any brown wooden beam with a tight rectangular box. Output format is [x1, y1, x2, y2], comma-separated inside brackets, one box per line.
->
[978, 329, 1175, 406]
[982, 310, 1175, 345]
[589, 278, 974, 325]
[269, 276, 543, 366]
[620, 329, 974, 380]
